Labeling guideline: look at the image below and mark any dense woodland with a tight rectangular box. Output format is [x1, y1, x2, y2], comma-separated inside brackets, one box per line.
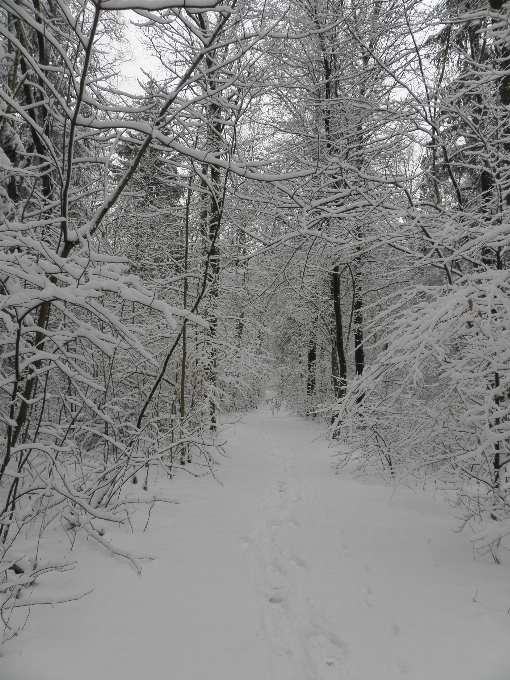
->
[1, 0, 510, 640]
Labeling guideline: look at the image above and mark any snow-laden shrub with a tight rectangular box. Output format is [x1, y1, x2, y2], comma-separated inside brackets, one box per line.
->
[334, 273, 510, 558]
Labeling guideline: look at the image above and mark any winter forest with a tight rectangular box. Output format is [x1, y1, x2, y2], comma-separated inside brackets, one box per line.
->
[1, 0, 510, 675]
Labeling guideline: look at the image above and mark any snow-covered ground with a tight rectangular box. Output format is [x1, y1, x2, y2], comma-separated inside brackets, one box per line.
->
[2, 403, 510, 680]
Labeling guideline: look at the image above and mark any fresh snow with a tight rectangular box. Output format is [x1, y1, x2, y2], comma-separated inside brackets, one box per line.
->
[2, 402, 510, 680]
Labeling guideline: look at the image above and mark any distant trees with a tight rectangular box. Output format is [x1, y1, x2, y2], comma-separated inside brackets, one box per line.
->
[257, 0, 411, 416]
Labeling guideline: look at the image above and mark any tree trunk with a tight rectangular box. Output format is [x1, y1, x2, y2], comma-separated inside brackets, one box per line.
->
[354, 279, 365, 377]
[331, 265, 347, 399]
[307, 338, 317, 416]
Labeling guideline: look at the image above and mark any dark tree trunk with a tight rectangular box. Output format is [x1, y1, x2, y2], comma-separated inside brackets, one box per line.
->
[307, 339, 317, 398]
[354, 284, 365, 377]
[331, 265, 347, 398]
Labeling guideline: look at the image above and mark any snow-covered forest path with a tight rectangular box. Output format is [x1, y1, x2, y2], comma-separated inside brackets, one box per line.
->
[3, 404, 510, 680]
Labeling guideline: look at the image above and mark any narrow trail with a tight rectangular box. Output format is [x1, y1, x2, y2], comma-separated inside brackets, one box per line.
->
[240, 417, 350, 679]
[2, 403, 510, 680]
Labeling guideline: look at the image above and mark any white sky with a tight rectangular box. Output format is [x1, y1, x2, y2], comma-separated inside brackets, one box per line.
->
[118, 12, 164, 94]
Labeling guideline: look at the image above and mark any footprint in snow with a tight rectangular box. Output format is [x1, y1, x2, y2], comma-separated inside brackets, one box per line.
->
[398, 658, 410, 676]
[288, 556, 307, 569]
[308, 633, 346, 669]
[268, 595, 286, 613]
